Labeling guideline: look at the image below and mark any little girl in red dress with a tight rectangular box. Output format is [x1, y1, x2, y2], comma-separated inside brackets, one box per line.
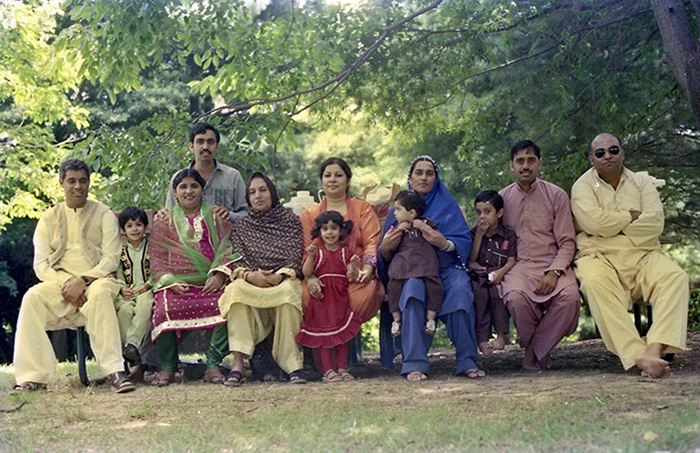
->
[296, 211, 361, 382]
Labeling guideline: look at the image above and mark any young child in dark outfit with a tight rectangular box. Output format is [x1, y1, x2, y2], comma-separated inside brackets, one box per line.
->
[386, 190, 443, 338]
[467, 190, 517, 356]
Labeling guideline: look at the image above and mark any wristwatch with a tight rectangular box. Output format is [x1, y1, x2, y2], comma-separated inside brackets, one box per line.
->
[551, 269, 564, 278]
[80, 276, 92, 286]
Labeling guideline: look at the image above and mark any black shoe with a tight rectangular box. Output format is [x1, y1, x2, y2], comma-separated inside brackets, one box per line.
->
[123, 344, 142, 365]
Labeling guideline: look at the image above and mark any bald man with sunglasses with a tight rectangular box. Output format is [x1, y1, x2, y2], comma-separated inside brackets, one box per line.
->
[571, 132, 688, 378]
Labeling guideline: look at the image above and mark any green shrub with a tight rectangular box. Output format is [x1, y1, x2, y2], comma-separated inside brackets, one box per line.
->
[689, 289, 700, 332]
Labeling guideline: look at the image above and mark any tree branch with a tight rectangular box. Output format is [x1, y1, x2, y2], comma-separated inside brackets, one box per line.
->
[195, 0, 445, 121]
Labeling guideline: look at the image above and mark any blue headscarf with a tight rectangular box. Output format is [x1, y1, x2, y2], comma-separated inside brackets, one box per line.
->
[382, 155, 471, 268]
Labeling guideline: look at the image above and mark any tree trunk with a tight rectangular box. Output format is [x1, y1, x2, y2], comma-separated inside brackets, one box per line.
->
[651, 0, 700, 128]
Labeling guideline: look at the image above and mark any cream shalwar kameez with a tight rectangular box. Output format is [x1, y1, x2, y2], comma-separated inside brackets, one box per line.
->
[571, 167, 688, 369]
[13, 201, 123, 384]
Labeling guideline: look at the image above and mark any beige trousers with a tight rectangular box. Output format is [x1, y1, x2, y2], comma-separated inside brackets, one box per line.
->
[225, 303, 303, 374]
[114, 291, 154, 347]
[577, 250, 688, 369]
[14, 278, 123, 384]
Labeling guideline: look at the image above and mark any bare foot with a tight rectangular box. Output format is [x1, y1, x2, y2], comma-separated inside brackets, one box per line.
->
[458, 368, 486, 379]
[488, 334, 507, 351]
[479, 341, 494, 356]
[635, 354, 670, 378]
[405, 371, 428, 381]
[522, 347, 541, 371]
[540, 354, 552, 370]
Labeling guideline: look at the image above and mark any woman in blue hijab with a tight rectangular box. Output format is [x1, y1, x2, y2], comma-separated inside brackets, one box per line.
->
[378, 156, 482, 381]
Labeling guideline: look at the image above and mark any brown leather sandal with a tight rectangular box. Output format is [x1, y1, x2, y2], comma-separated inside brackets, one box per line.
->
[109, 371, 136, 393]
[150, 371, 175, 388]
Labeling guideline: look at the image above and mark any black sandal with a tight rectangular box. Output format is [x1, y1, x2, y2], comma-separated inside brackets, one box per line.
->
[109, 371, 136, 393]
[224, 370, 245, 387]
[288, 370, 306, 384]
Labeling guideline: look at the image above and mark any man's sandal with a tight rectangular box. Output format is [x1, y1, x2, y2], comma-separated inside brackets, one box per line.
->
[337, 369, 355, 381]
[11, 382, 47, 393]
[203, 367, 226, 384]
[150, 371, 175, 387]
[109, 371, 136, 393]
[223, 370, 245, 387]
[424, 319, 437, 336]
[322, 370, 343, 383]
[288, 370, 307, 384]
[391, 321, 401, 337]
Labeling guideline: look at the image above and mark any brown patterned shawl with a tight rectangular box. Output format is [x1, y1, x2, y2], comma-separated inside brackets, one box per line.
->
[230, 204, 303, 277]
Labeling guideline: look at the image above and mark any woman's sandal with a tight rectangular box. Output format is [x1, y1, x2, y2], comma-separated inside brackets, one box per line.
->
[223, 370, 245, 387]
[322, 370, 343, 383]
[203, 367, 226, 384]
[424, 319, 437, 336]
[11, 381, 47, 392]
[109, 371, 136, 393]
[150, 371, 175, 388]
[288, 370, 307, 385]
[337, 369, 355, 381]
[391, 321, 401, 338]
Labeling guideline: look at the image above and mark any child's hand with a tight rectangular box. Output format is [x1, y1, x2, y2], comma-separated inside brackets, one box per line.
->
[475, 218, 491, 234]
[120, 287, 136, 300]
[306, 244, 318, 256]
[468, 261, 487, 275]
[133, 283, 150, 295]
[412, 219, 427, 231]
[489, 269, 505, 285]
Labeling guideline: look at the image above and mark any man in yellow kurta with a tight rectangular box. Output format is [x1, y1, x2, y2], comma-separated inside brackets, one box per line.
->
[571, 133, 688, 378]
[13, 159, 135, 393]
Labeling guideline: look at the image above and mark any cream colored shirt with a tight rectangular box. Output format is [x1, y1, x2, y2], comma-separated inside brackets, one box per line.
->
[571, 167, 664, 258]
[33, 201, 121, 285]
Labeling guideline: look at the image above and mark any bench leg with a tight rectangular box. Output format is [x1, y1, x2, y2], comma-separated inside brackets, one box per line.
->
[76, 327, 89, 386]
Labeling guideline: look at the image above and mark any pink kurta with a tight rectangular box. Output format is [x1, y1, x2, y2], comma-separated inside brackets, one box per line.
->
[499, 179, 577, 303]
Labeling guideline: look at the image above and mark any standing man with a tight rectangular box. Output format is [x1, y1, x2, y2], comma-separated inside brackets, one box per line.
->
[13, 159, 135, 393]
[499, 140, 580, 371]
[571, 132, 688, 378]
[165, 122, 247, 221]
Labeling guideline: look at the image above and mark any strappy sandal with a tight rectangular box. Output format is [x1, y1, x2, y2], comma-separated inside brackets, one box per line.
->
[322, 370, 343, 383]
[391, 321, 401, 337]
[337, 369, 355, 381]
[150, 371, 175, 387]
[288, 370, 307, 385]
[424, 319, 437, 336]
[11, 382, 47, 392]
[109, 371, 136, 393]
[223, 370, 245, 387]
[203, 367, 225, 384]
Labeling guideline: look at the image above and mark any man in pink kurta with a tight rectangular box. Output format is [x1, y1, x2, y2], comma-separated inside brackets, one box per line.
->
[499, 140, 579, 370]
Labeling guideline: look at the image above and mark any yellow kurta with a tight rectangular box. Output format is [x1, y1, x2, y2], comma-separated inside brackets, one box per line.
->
[13, 201, 123, 384]
[571, 168, 688, 369]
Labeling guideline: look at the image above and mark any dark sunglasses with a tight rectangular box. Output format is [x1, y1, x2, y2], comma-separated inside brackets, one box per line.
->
[593, 146, 620, 159]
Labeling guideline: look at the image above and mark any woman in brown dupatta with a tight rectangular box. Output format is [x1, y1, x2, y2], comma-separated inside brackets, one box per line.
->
[218, 172, 306, 385]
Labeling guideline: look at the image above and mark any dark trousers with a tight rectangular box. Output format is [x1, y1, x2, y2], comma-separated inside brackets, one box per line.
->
[387, 276, 443, 315]
[471, 281, 510, 344]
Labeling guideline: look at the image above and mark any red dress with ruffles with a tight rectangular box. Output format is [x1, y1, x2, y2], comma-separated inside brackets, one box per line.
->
[296, 246, 362, 348]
